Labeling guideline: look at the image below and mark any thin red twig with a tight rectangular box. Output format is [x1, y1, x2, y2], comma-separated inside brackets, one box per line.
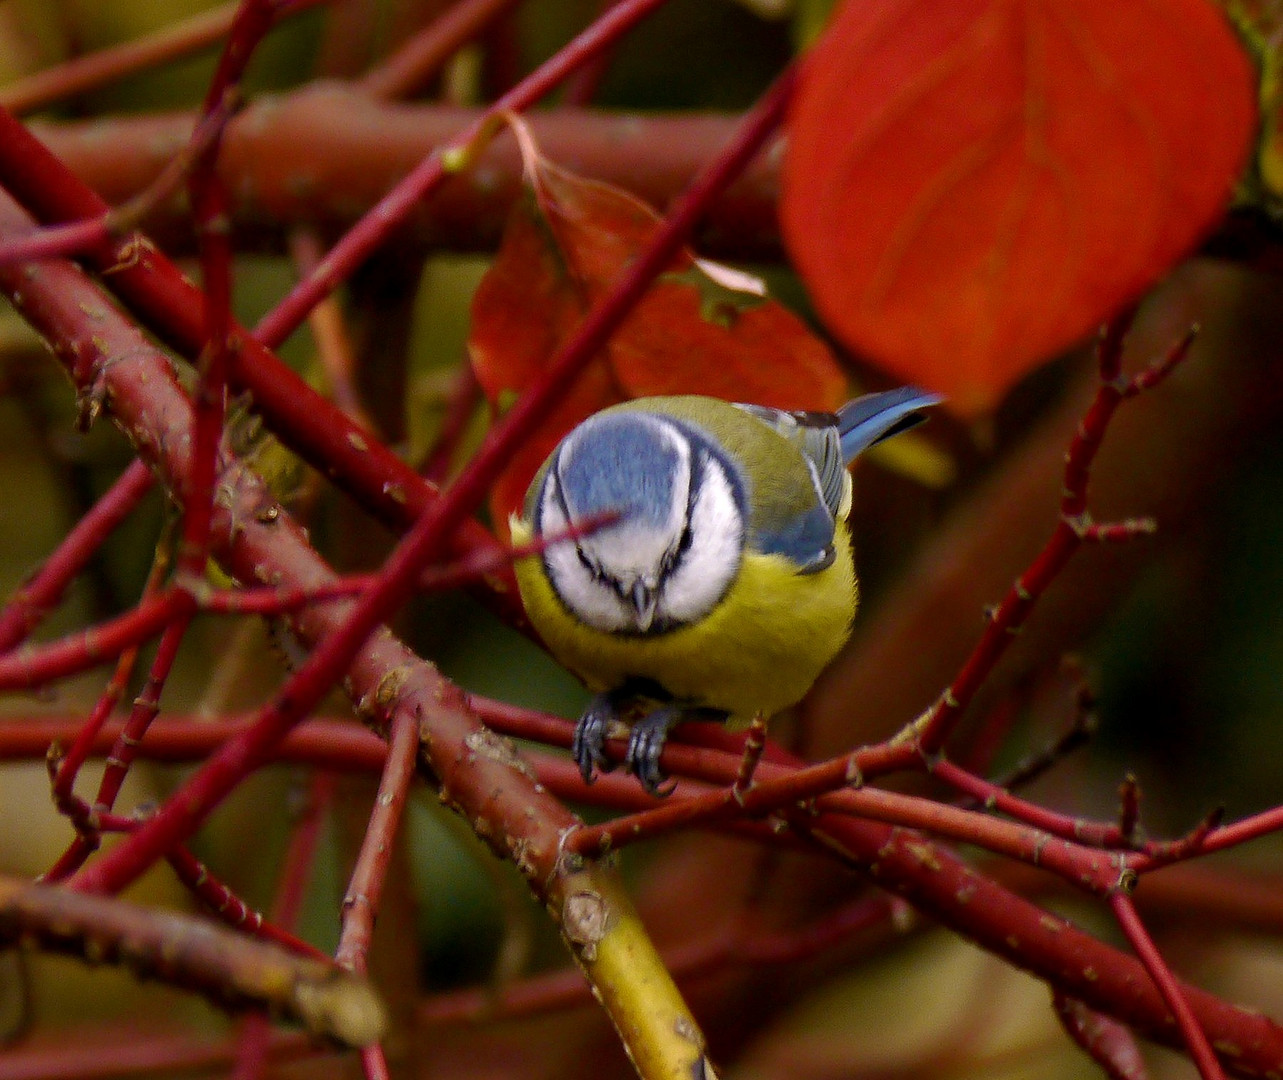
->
[253, 0, 680, 348]
[288, 229, 378, 432]
[1110, 891, 1225, 1080]
[928, 757, 1129, 849]
[45, 534, 175, 876]
[905, 317, 1195, 758]
[0, 514, 614, 692]
[335, 709, 421, 972]
[232, 768, 336, 1080]
[0, 591, 188, 691]
[357, 0, 526, 100]
[419, 363, 482, 483]
[1053, 993, 1149, 1080]
[0, 459, 154, 654]
[0, 95, 241, 267]
[0, 0, 327, 116]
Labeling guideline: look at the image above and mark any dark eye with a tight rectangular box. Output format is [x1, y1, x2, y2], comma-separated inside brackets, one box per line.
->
[661, 523, 693, 577]
[576, 545, 607, 582]
[677, 522, 693, 556]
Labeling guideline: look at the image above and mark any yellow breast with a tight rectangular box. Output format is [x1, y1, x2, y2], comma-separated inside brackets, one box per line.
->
[511, 515, 857, 727]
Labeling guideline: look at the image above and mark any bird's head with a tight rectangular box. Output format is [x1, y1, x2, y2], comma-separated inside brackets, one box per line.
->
[533, 410, 745, 634]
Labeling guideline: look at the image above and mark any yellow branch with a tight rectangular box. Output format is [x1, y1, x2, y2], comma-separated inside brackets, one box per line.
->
[554, 862, 715, 1080]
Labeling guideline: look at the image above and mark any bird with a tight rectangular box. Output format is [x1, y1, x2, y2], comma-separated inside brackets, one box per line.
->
[509, 388, 941, 794]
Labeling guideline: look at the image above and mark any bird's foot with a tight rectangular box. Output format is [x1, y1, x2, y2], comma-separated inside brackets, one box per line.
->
[572, 679, 673, 786]
[571, 691, 626, 786]
[625, 705, 730, 797]
[572, 683, 727, 795]
[625, 706, 684, 797]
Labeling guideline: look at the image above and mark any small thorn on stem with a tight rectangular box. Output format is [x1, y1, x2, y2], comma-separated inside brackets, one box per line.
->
[1118, 773, 1140, 845]
[1125, 323, 1199, 398]
[732, 714, 769, 803]
[1083, 517, 1157, 543]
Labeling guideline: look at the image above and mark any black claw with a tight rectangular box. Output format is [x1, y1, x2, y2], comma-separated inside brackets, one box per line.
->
[625, 707, 682, 797]
[572, 685, 729, 793]
[572, 691, 624, 785]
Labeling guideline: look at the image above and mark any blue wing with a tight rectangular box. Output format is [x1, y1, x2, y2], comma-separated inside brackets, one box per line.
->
[734, 387, 941, 529]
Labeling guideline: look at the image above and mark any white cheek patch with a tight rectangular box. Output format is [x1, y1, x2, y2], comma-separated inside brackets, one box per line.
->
[537, 476, 637, 632]
[656, 452, 743, 626]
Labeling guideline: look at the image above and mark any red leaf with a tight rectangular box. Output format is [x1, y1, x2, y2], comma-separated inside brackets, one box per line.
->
[470, 144, 848, 530]
[782, 0, 1257, 414]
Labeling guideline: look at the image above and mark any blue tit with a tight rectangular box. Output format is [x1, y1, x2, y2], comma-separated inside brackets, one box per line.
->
[510, 388, 941, 794]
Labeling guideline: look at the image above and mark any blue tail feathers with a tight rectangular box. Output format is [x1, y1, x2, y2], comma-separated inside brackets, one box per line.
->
[837, 387, 943, 463]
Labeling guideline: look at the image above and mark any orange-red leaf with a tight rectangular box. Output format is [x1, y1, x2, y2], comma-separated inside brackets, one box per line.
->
[782, 0, 1258, 414]
[470, 151, 848, 529]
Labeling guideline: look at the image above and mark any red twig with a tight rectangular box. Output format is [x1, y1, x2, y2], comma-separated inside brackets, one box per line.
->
[0, 95, 240, 267]
[37, 647, 181, 873]
[331, 709, 421, 1080]
[0, 0, 327, 116]
[92, 619, 189, 827]
[1128, 808, 1223, 874]
[568, 751, 1131, 894]
[985, 677, 1098, 793]
[1053, 993, 1149, 1080]
[232, 768, 336, 1080]
[732, 715, 769, 800]
[0, 108, 520, 617]
[0, 591, 188, 691]
[1110, 891, 1225, 1080]
[335, 709, 421, 972]
[287, 229, 378, 433]
[0, 459, 154, 654]
[166, 845, 321, 956]
[419, 363, 482, 483]
[253, 0, 679, 348]
[1144, 804, 1283, 863]
[560, 0, 623, 106]
[928, 756, 1129, 849]
[45, 536, 175, 877]
[0, 514, 611, 692]
[360, 1044, 392, 1080]
[904, 316, 1195, 758]
[184, 0, 279, 579]
[0, 715, 388, 771]
[357, 0, 526, 100]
